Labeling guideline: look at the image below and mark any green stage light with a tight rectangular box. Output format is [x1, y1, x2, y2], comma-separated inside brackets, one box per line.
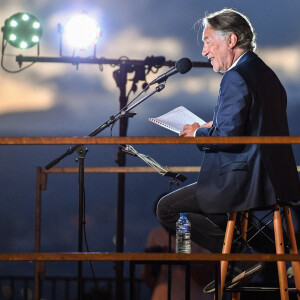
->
[2, 12, 42, 49]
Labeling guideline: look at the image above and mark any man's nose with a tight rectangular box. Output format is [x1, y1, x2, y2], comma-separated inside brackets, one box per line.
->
[202, 45, 208, 57]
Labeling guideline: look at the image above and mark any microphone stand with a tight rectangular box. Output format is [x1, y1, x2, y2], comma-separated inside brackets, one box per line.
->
[44, 82, 166, 300]
[44, 83, 165, 170]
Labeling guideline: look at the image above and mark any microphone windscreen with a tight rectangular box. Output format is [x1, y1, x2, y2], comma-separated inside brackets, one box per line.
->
[175, 58, 192, 74]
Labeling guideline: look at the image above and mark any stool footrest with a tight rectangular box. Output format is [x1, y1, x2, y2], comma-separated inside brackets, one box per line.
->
[226, 286, 298, 293]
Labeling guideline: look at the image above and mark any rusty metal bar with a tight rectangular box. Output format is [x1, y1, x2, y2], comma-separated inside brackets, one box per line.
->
[42, 166, 200, 173]
[0, 136, 300, 145]
[0, 252, 299, 262]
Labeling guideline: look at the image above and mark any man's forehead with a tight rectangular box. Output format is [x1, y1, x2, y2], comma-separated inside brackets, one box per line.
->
[202, 27, 213, 41]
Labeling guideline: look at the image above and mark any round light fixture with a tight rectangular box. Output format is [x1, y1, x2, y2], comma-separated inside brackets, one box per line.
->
[2, 12, 42, 49]
[64, 13, 100, 50]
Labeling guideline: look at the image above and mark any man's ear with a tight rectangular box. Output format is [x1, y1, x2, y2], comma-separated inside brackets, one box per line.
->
[228, 33, 238, 49]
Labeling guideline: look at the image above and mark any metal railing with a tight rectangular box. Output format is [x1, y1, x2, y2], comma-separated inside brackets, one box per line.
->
[0, 136, 300, 300]
[0, 275, 147, 300]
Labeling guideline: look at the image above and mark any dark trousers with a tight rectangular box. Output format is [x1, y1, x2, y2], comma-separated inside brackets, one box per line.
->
[156, 182, 229, 253]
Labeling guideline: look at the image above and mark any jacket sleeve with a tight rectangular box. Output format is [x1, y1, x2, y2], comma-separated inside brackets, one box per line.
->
[196, 70, 252, 152]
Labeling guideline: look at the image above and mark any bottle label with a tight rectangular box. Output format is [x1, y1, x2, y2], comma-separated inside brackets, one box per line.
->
[176, 232, 191, 253]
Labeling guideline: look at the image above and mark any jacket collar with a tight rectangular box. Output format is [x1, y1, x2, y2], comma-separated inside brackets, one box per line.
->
[227, 51, 248, 71]
[219, 51, 256, 75]
[234, 51, 256, 67]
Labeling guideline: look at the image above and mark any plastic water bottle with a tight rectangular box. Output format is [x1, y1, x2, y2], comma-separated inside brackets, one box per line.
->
[176, 213, 191, 253]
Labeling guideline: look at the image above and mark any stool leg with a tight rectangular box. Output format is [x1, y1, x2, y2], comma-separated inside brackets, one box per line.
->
[284, 207, 300, 299]
[273, 205, 289, 300]
[232, 211, 249, 300]
[240, 211, 249, 241]
[232, 293, 240, 300]
[215, 212, 237, 300]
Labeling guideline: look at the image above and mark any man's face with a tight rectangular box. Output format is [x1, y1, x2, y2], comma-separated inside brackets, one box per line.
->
[202, 26, 233, 73]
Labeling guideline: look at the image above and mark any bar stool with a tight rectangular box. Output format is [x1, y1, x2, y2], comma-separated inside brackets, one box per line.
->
[219, 204, 300, 300]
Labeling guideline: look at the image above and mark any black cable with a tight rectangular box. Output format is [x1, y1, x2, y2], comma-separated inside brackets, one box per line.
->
[110, 121, 116, 137]
[1, 41, 35, 73]
[82, 187, 99, 290]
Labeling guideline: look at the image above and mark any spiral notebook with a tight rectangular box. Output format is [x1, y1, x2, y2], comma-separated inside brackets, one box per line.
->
[149, 106, 206, 134]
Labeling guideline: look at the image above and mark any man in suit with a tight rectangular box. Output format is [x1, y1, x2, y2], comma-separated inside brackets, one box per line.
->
[156, 8, 300, 292]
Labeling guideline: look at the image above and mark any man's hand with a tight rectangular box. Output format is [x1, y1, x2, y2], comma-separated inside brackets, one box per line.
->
[179, 121, 213, 137]
[201, 121, 213, 128]
[179, 122, 200, 137]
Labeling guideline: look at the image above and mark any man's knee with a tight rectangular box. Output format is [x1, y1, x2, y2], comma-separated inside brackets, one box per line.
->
[156, 196, 167, 223]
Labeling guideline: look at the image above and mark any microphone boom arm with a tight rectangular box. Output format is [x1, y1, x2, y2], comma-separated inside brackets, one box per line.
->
[44, 83, 166, 170]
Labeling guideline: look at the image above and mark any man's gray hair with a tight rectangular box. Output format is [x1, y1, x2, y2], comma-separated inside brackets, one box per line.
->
[199, 8, 257, 52]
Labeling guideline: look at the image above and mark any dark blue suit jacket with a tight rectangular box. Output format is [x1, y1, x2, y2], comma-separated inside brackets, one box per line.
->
[195, 51, 300, 213]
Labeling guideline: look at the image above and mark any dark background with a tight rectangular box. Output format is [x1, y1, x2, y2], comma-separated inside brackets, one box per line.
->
[0, 0, 300, 298]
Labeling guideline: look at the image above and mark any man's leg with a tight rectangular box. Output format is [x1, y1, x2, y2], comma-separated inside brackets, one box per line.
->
[157, 182, 262, 293]
[156, 182, 228, 253]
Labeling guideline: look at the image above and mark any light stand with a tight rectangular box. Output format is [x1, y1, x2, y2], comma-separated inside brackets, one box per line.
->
[76, 145, 87, 299]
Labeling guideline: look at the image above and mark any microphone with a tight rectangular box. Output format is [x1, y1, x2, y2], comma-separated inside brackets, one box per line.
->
[150, 57, 192, 85]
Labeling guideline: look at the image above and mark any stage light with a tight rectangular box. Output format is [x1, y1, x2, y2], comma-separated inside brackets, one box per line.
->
[1, 12, 42, 49]
[64, 13, 100, 50]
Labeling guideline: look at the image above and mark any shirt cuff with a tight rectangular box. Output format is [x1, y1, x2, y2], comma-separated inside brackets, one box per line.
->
[194, 128, 200, 137]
